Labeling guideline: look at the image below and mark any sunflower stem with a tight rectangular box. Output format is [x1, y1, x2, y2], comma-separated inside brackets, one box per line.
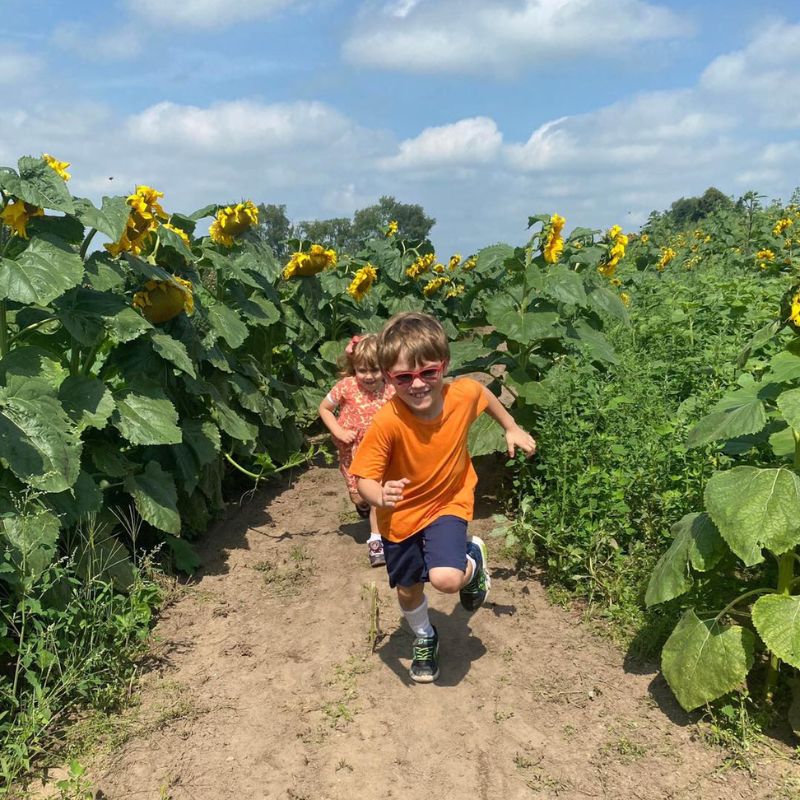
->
[79, 228, 97, 260]
[0, 301, 8, 358]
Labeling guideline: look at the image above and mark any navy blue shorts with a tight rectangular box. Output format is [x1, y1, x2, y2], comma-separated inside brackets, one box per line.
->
[382, 515, 468, 588]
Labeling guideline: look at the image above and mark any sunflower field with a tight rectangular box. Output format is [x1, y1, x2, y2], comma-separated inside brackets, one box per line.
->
[2, 153, 800, 779]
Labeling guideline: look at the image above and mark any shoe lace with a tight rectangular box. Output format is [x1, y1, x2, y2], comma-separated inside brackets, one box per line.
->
[413, 644, 434, 662]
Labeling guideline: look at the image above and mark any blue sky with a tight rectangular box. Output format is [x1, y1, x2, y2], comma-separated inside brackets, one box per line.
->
[3, 0, 800, 255]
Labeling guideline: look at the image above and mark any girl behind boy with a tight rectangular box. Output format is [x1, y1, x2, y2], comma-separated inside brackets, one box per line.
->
[318, 334, 395, 567]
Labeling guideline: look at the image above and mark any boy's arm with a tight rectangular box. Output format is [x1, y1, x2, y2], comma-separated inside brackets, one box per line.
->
[357, 477, 409, 508]
[318, 397, 356, 444]
[481, 385, 537, 458]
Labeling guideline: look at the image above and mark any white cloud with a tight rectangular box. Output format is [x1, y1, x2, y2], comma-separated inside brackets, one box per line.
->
[700, 21, 800, 127]
[0, 44, 44, 85]
[379, 117, 502, 170]
[343, 0, 690, 75]
[52, 22, 144, 60]
[126, 100, 356, 152]
[128, 0, 299, 29]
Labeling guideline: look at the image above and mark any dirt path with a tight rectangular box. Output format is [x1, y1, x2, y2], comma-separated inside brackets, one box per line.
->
[88, 464, 798, 800]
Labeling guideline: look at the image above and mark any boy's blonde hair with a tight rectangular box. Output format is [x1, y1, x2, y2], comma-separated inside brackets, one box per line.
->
[378, 312, 449, 372]
[339, 333, 379, 377]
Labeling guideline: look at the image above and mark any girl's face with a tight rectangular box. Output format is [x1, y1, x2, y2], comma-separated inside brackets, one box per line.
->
[354, 363, 383, 391]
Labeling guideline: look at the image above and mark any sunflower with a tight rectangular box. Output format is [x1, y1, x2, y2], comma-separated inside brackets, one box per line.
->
[105, 185, 168, 257]
[406, 253, 435, 279]
[42, 153, 71, 181]
[542, 214, 565, 264]
[161, 222, 192, 248]
[132, 276, 194, 323]
[283, 244, 338, 279]
[209, 201, 259, 247]
[423, 276, 448, 297]
[0, 200, 44, 239]
[347, 264, 377, 302]
[657, 247, 676, 271]
[386, 220, 398, 237]
[597, 224, 628, 278]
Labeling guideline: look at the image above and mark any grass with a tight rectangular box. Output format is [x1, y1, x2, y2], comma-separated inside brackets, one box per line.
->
[252, 544, 315, 596]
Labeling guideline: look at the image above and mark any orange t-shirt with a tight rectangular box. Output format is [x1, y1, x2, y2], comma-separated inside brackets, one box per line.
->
[349, 378, 489, 542]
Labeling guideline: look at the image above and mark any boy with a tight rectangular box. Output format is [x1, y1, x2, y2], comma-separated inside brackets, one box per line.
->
[350, 312, 537, 683]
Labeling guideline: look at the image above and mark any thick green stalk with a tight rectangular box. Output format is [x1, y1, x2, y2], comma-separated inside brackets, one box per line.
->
[765, 551, 795, 699]
[0, 300, 8, 358]
[79, 227, 97, 260]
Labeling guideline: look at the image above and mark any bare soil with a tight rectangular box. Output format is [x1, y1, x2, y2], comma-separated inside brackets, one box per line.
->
[64, 463, 800, 799]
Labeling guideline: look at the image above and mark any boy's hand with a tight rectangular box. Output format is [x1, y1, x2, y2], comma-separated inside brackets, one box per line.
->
[506, 425, 537, 458]
[334, 426, 357, 445]
[381, 478, 410, 508]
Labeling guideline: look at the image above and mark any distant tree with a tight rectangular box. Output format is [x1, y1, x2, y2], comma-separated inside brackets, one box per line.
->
[668, 187, 734, 226]
[352, 196, 436, 246]
[295, 217, 354, 251]
[254, 203, 293, 258]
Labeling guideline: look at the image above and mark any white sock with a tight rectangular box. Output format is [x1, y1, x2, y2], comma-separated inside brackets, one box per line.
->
[466, 554, 477, 582]
[402, 596, 434, 638]
[368, 532, 382, 542]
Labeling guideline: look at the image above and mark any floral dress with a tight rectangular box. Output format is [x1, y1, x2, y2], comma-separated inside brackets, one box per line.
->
[326, 376, 395, 494]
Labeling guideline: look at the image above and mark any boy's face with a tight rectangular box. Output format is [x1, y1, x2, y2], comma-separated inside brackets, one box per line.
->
[385, 355, 447, 418]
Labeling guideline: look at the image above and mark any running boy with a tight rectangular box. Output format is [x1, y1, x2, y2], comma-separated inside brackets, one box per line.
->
[350, 312, 537, 683]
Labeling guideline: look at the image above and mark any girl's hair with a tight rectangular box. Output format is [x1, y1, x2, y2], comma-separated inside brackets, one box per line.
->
[338, 333, 380, 377]
[377, 312, 449, 372]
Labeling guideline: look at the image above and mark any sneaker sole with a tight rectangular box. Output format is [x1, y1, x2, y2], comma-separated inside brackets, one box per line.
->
[410, 667, 440, 684]
[469, 534, 491, 603]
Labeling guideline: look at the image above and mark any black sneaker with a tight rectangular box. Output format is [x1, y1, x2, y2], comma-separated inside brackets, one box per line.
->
[410, 626, 439, 683]
[460, 535, 490, 611]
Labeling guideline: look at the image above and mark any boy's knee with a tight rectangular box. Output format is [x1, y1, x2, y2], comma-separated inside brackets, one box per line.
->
[428, 567, 464, 594]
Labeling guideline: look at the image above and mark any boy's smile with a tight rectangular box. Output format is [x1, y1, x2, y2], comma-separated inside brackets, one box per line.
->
[387, 356, 447, 419]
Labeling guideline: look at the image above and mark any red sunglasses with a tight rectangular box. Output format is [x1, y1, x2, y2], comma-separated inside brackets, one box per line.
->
[385, 362, 445, 386]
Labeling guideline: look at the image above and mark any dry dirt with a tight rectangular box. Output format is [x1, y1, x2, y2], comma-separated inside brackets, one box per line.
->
[63, 462, 800, 799]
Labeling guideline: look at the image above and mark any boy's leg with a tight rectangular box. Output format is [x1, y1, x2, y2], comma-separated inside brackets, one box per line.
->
[423, 516, 490, 610]
[383, 535, 439, 683]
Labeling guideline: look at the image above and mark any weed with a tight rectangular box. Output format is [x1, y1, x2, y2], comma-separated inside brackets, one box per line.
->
[253, 547, 315, 597]
[55, 760, 94, 800]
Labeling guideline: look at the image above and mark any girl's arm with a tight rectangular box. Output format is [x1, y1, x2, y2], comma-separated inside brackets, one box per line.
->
[319, 396, 356, 444]
[481, 385, 537, 458]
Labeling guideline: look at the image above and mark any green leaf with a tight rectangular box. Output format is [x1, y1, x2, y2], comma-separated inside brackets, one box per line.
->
[485, 294, 559, 345]
[0, 156, 75, 213]
[106, 307, 152, 344]
[542, 266, 587, 307]
[1, 510, 60, 580]
[73, 195, 129, 241]
[686, 398, 767, 448]
[213, 401, 257, 442]
[588, 287, 630, 324]
[58, 375, 115, 432]
[89, 442, 137, 477]
[163, 534, 201, 574]
[113, 389, 182, 445]
[777, 388, 800, 433]
[150, 333, 197, 378]
[0, 346, 68, 389]
[566, 320, 618, 365]
[205, 300, 248, 349]
[704, 466, 800, 566]
[449, 340, 490, 372]
[47, 470, 103, 524]
[320, 339, 349, 365]
[467, 413, 505, 457]
[124, 462, 180, 533]
[661, 609, 755, 711]
[645, 513, 726, 606]
[182, 420, 220, 467]
[768, 350, 800, 385]
[54, 287, 127, 346]
[752, 594, 800, 670]
[74, 530, 135, 591]
[158, 224, 193, 258]
[0, 237, 84, 305]
[0, 376, 81, 492]
[770, 426, 796, 460]
[84, 252, 127, 292]
[504, 371, 551, 406]
[475, 244, 514, 275]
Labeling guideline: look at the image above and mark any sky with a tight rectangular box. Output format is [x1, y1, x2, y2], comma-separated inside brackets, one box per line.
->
[3, 0, 800, 256]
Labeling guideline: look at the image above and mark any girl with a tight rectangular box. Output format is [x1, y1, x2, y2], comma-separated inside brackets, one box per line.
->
[319, 334, 395, 567]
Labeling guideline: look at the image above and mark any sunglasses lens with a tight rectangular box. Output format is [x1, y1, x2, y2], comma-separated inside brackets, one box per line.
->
[394, 373, 413, 385]
[420, 369, 439, 381]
